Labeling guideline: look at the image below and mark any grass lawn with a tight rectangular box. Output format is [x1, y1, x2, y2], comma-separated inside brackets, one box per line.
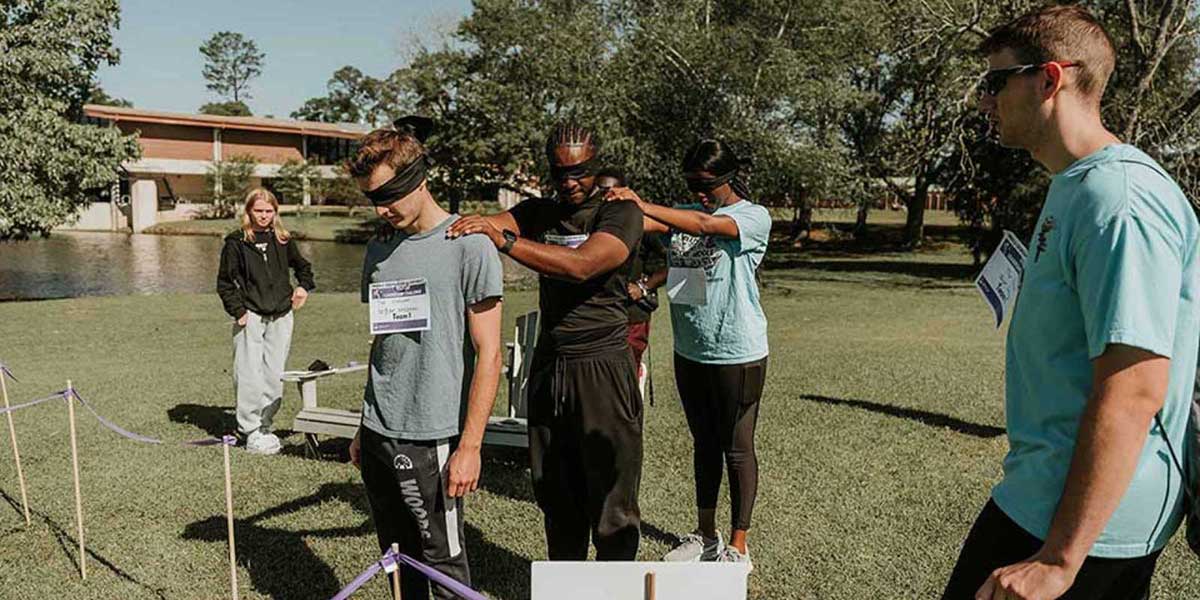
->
[1, 246, 1197, 599]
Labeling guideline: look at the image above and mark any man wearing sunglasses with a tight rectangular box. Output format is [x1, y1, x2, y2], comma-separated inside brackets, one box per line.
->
[943, 6, 1199, 600]
[448, 122, 646, 561]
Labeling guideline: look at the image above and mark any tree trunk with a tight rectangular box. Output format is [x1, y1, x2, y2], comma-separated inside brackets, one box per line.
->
[789, 192, 813, 245]
[854, 201, 870, 240]
[904, 175, 928, 248]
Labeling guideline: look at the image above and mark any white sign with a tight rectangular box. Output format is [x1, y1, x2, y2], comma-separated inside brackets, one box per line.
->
[369, 278, 431, 335]
[666, 267, 708, 306]
[975, 231, 1028, 329]
[545, 233, 590, 248]
[532, 562, 750, 600]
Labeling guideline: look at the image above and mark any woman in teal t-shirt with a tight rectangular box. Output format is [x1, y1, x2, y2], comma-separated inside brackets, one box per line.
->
[607, 139, 771, 567]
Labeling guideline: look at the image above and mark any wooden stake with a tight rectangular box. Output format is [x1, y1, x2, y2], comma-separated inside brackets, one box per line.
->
[644, 571, 656, 600]
[223, 439, 239, 600]
[1, 370, 30, 525]
[390, 542, 402, 600]
[66, 381, 86, 579]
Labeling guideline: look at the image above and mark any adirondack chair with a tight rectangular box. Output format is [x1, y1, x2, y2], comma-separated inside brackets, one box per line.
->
[483, 310, 539, 448]
[286, 310, 540, 456]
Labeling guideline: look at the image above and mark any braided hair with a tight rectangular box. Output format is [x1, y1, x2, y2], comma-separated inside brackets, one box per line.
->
[544, 121, 600, 160]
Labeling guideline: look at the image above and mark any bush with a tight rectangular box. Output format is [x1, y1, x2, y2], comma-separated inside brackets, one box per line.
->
[204, 154, 257, 218]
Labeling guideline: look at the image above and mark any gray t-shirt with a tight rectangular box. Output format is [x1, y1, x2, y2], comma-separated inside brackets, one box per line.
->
[360, 215, 504, 440]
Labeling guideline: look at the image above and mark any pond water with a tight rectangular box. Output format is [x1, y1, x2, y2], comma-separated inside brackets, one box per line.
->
[0, 232, 368, 301]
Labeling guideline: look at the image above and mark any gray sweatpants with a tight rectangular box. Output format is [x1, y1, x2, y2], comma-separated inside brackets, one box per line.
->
[232, 311, 293, 435]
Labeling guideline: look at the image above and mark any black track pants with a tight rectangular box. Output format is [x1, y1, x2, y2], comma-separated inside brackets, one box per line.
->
[360, 429, 470, 600]
[528, 347, 644, 560]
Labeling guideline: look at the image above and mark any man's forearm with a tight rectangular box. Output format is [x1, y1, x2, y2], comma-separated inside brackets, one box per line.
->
[506, 238, 602, 282]
[1040, 391, 1159, 566]
[459, 346, 502, 450]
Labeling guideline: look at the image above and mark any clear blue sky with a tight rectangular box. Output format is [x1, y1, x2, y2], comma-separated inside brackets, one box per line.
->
[97, 0, 473, 118]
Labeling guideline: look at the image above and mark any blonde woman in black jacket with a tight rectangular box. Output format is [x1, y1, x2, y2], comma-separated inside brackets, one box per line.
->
[217, 188, 315, 454]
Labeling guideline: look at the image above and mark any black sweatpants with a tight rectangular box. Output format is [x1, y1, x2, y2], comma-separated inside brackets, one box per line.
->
[528, 347, 643, 560]
[942, 500, 1161, 600]
[673, 353, 767, 531]
[360, 428, 470, 600]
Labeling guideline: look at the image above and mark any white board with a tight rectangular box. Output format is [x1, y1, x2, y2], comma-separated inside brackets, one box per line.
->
[531, 562, 750, 600]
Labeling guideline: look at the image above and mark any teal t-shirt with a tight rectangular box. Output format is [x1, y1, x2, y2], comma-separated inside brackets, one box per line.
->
[993, 144, 1200, 558]
[668, 200, 771, 364]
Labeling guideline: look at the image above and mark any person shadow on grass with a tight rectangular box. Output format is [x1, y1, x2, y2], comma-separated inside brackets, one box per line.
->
[181, 481, 533, 599]
[182, 482, 371, 599]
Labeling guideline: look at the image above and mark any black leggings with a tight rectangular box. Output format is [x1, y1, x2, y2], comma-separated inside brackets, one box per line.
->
[673, 353, 767, 531]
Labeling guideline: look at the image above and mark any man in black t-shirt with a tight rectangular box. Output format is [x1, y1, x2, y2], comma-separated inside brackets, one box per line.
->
[448, 123, 645, 560]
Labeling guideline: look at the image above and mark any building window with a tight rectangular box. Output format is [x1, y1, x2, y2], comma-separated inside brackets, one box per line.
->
[307, 136, 356, 166]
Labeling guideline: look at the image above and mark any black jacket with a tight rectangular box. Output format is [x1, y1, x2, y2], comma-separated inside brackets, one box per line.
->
[217, 230, 316, 319]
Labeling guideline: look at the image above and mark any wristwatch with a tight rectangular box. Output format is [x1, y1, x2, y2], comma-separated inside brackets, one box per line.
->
[636, 279, 649, 297]
[500, 229, 517, 254]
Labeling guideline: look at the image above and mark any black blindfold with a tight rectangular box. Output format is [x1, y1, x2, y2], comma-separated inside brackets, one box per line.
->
[363, 156, 429, 206]
[550, 156, 598, 182]
[684, 170, 738, 193]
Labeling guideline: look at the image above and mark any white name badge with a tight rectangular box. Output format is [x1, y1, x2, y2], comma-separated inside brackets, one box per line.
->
[369, 278, 432, 335]
[544, 233, 589, 248]
[975, 230, 1028, 329]
[666, 267, 707, 306]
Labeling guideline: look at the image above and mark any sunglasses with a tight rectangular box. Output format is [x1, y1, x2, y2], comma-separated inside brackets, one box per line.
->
[979, 61, 1080, 97]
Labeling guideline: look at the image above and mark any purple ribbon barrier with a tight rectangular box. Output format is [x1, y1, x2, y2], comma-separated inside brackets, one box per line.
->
[331, 548, 488, 600]
[0, 385, 234, 447]
[69, 389, 165, 444]
[330, 550, 398, 600]
[68, 388, 234, 447]
[0, 390, 68, 415]
[183, 434, 239, 447]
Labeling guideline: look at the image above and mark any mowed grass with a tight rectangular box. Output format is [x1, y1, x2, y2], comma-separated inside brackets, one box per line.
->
[1, 245, 1198, 599]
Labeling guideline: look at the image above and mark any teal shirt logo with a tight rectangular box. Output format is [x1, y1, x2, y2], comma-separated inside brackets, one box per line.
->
[1034, 216, 1055, 262]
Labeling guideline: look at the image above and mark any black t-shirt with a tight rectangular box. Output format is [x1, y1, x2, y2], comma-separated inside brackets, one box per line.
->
[510, 195, 644, 356]
[253, 230, 272, 261]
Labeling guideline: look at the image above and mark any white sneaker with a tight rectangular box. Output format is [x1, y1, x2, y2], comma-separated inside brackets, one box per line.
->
[663, 531, 723, 562]
[718, 545, 753, 571]
[245, 431, 281, 455]
[262, 432, 282, 449]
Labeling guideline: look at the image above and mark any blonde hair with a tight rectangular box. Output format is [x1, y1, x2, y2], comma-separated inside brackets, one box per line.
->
[241, 188, 291, 244]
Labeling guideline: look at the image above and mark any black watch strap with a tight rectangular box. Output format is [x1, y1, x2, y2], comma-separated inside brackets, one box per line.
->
[500, 230, 517, 254]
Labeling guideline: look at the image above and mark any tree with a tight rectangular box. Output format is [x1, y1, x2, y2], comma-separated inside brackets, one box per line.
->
[291, 66, 412, 126]
[319, 166, 370, 211]
[388, 0, 863, 214]
[199, 101, 252, 116]
[199, 31, 264, 104]
[205, 154, 257, 218]
[87, 82, 132, 107]
[273, 158, 319, 205]
[0, 0, 141, 239]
